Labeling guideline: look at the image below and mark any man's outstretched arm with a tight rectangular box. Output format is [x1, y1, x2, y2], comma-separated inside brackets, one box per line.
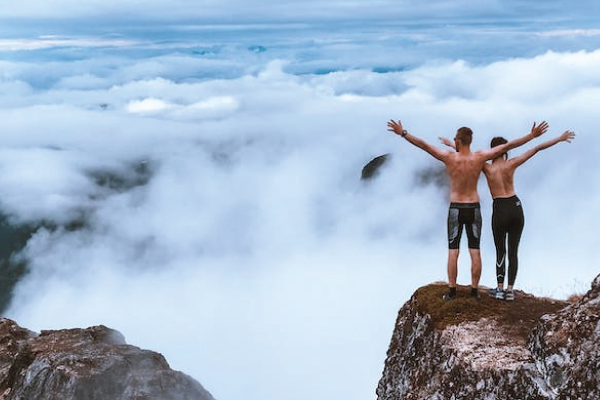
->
[510, 130, 575, 168]
[482, 121, 549, 160]
[387, 119, 449, 161]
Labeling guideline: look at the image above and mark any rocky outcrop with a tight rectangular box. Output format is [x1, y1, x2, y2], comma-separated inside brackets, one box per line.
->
[377, 275, 600, 400]
[0, 319, 214, 400]
[361, 154, 391, 180]
[529, 274, 600, 399]
[360, 154, 448, 192]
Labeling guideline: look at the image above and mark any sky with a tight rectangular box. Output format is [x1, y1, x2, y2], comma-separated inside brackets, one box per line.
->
[1, 2, 600, 400]
[1, 0, 600, 24]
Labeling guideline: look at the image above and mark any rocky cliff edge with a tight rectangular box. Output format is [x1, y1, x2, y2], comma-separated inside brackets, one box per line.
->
[0, 319, 214, 400]
[377, 274, 600, 400]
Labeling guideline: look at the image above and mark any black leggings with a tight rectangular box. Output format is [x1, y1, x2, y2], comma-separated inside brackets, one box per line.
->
[492, 195, 524, 286]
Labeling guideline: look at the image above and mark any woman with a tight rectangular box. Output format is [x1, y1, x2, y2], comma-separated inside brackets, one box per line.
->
[440, 129, 575, 301]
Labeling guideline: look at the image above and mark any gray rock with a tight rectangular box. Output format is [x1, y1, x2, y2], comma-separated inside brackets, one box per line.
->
[0, 319, 214, 400]
[529, 273, 600, 399]
[361, 154, 391, 181]
[376, 278, 600, 400]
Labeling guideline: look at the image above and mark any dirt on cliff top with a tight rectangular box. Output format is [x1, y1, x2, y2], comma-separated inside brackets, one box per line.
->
[414, 283, 569, 341]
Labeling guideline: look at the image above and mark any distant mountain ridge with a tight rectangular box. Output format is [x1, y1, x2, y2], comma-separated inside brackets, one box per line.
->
[377, 274, 600, 400]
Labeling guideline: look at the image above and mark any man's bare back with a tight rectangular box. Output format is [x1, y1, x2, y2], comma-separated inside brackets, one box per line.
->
[441, 151, 489, 203]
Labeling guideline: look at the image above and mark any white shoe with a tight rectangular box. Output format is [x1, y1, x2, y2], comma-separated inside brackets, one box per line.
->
[488, 288, 505, 300]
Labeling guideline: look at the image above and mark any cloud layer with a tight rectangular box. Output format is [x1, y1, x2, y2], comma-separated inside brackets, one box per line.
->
[2, 16, 600, 400]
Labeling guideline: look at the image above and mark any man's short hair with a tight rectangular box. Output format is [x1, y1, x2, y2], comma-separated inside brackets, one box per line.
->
[456, 127, 473, 145]
[490, 136, 508, 159]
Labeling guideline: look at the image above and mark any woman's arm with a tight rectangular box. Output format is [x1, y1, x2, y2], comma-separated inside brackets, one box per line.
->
[510, 130, 575, 168]
[481, 121, 549, 160]
[439, 137, 456, 150]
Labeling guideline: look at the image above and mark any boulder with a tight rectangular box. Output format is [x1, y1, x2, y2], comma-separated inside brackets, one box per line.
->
[376, 278, 600, 400]
[0, 319, 214, 400]
[361, 154, 390, 180]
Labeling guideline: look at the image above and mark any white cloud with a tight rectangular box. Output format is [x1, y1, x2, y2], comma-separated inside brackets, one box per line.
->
[126, 97, 173, 113]
[0, 37, 135, 51]
[1, 32, 599, 400]
[538, 29, 600, 38]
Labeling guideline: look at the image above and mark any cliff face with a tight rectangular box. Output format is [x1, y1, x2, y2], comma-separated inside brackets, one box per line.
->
[0, 319, 214, 400]
[377, 274, 600, 400]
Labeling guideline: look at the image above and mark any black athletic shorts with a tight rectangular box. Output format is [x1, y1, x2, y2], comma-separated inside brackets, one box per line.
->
[447, 202, 482, 249]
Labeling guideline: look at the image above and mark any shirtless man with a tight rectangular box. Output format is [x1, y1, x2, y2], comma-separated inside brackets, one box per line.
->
[481, 130, 575, 301]
[387, 119, 548, 299]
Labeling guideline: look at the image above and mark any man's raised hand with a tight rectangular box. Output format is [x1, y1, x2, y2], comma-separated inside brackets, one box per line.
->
[531, 121, 549, 138]
[387, 119, 404, 135]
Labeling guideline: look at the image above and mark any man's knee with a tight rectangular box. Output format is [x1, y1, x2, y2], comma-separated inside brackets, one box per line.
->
[448, 249, 460, 260]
